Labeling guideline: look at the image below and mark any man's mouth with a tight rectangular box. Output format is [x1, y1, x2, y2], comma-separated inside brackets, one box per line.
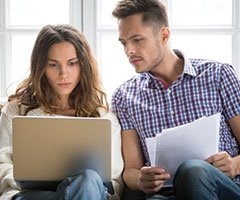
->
[130, 57, 142, 65]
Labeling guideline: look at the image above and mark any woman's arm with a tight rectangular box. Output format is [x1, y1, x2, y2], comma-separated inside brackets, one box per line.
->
[102, 111, 124, 200]
[0, 146, 20, 199]
[0, 102, 21, 199]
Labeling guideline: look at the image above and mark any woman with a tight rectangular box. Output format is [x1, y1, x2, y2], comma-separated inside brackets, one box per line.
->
[0, 24, 123, 200]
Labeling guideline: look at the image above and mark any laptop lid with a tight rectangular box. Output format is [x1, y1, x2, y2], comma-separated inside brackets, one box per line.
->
[12, 116, 112, 184]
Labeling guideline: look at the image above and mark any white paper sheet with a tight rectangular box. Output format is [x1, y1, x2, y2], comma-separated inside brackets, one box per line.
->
[146, 113, 220, 186]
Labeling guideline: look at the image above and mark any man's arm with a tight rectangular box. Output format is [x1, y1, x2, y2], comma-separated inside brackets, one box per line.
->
[228, 115, 240, 144]
[207, 115, 240, 178]
[122, 129, 170, 194]
[121, 129, 144, 190]
[227, 115, 240, 176]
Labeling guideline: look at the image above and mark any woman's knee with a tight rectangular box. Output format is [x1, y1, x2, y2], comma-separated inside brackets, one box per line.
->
[56, 169, 106, 199]
[60, 169, 103, 190]
[81, 169, 103, 184]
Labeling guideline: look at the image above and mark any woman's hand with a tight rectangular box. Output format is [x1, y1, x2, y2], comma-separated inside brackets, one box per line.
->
[137, 166, 170, 194]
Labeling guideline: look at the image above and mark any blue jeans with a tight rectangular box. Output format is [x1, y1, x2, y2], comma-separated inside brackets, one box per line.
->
[13, 169, 107, 200]
[146, 159, 240, 200]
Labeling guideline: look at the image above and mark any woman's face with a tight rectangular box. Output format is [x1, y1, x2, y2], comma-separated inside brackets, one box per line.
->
[45, 41, 80, 101]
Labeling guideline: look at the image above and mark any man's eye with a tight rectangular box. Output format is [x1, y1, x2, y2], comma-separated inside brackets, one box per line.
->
[133, 38, 142, 43]
[120, 42, 126, 47]
[119, 39, 126, 47]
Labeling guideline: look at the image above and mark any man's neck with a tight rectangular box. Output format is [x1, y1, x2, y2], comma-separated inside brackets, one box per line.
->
[151, 49, 184, 85]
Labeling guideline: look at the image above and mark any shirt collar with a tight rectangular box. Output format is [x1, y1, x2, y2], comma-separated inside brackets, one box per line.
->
[174, 49, 196, 77]
[138, 49, 197, 89]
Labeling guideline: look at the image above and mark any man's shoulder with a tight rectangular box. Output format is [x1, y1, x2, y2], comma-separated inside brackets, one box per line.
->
[112, 74, 146, 102]
[115, 74, 142, 90]
[189, 58, 231, 68]
[189, 58, 234, 75]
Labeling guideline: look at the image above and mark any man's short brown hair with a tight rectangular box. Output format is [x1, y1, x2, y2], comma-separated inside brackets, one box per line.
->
[112, 0, 169, 30]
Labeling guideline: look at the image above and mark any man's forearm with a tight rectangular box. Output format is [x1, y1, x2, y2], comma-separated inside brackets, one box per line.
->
[233, 155, 240, 177]
[123, 168, 142, 191]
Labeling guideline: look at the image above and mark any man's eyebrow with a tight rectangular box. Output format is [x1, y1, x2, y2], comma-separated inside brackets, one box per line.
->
[130, 34, 142, 38]
[119, 34, 142, 42]
[118, 38, 125, 43]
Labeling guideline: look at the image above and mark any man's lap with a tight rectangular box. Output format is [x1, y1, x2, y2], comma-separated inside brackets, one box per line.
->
[122, 160, 240, 200]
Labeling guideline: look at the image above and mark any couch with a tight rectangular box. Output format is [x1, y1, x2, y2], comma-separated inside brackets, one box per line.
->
[0, 104, 3, 115]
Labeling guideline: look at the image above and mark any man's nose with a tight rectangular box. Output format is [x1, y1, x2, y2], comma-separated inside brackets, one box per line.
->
[125, 43, 135, 57]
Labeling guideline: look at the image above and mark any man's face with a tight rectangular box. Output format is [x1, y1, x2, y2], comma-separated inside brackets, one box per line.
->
[118, 13, 165, 74]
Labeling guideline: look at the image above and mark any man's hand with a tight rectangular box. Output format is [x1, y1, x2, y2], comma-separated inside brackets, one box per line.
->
[207, 151, 239, 178]
[137, 166, 170, 194]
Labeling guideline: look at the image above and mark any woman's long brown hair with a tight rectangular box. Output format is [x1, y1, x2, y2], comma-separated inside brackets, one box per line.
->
[9, 24, 108, 117]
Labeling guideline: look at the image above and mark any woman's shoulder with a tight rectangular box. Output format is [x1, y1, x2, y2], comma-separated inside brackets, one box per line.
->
[2, 100, 47, 117]
[98, 107, 121, 131]
[98, 107, 117, 120]
[1, 100, 19, 116]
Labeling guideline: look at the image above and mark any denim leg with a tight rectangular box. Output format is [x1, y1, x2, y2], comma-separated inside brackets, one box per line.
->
[56, 169, 107, 200]
[12, 190, 56, 200]
[173, 159, 240, 200]
[146, 194, 175, 200]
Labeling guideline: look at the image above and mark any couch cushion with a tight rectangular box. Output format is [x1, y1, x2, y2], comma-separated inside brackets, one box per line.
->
[0, 104, 3, 115]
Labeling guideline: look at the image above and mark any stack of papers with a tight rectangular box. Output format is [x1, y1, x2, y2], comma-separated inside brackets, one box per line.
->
[146, 113, 221, 186]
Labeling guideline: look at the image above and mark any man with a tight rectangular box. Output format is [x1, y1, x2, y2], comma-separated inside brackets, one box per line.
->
[111, 0, 240, 199]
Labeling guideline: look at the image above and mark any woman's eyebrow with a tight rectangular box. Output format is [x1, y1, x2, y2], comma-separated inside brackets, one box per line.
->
[68, 57, 78, 61]
[47, 58, 58, 62]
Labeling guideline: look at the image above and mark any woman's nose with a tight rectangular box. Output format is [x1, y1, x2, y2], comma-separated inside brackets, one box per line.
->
[58, 65, 68, 77]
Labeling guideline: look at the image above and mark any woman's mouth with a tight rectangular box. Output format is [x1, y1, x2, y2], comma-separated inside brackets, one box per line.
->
[58, 82, 71, 88]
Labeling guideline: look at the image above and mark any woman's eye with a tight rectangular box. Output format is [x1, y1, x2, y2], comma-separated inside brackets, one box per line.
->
[48, 63, 58, 68]
[69, 61, 79, 66]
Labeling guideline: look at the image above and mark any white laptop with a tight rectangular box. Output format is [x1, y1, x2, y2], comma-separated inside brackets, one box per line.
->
[12, 116, 112, 190]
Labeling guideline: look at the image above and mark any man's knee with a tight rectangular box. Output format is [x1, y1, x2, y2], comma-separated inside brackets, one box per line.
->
[173, 159, 212, 184]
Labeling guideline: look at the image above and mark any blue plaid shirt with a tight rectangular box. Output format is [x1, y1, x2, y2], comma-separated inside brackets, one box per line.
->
[111, 50, 240, 184]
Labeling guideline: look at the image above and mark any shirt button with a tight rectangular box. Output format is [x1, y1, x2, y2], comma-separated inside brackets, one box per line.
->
[171, 110, 175, 115]
[167, 89, 171, 94]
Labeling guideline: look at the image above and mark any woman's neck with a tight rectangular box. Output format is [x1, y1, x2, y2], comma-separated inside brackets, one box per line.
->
[58, 109, 76, 116]
[57, 97, 75, 116]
